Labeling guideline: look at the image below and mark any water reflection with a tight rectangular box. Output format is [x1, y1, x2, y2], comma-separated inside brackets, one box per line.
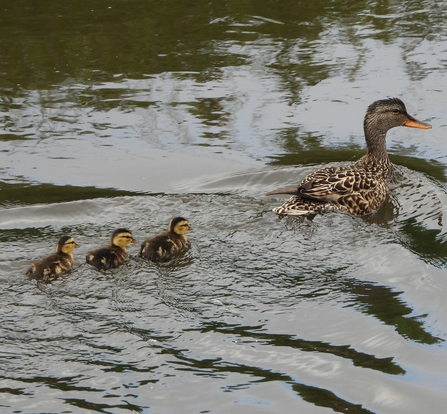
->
[291, 383, 375, 414]
[200, 321, 405, 374]
[1, 0, 443, 89]
[173, 349, 377, 413]
[346, 281, 441, 345]
[1, 0, 447, 412]
[0, 183, 138, 207]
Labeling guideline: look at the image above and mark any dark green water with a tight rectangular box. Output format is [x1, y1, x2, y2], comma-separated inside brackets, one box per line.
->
[1, 1, 447, 413]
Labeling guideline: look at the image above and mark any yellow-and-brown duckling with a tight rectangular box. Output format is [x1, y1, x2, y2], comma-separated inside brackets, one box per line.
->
[267, 98, 431, 216]
[139, 217, 192, 262]
[86, 228, 138, 271]
[26, 236, 79, 283]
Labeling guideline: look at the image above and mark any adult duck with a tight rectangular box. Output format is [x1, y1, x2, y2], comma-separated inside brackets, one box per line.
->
[267, 98, 431, 216]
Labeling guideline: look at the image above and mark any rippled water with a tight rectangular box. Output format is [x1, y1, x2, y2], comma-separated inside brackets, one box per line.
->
[2, 1, 447, 413]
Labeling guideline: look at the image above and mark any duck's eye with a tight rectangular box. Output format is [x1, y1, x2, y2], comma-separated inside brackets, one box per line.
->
[391, 108, 400, 114]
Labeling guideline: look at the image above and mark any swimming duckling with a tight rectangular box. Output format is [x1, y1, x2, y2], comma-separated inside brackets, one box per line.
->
[86, 228, 138, 271]
[140, 217, 192, 262]
[26, 236, 79, 283]
[267, 98, 431, 216]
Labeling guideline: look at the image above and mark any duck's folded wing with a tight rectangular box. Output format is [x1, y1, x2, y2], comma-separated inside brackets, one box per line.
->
[297, 167, 379, 203]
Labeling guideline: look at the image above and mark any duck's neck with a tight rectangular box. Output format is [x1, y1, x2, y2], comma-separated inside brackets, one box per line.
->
[357, 123, 393, 178]
[173, 232, 187, 242]
[114, 245, 127, 252]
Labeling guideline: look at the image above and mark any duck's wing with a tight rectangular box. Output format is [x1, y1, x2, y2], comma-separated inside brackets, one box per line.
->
[27, 254, 71, 281]
[297, 166, 380, 203]
[86, 247, 124, 270]
[140, 233, 184, 262]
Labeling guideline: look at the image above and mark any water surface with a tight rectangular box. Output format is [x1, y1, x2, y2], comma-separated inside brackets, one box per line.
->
[1, 1, 447, 413]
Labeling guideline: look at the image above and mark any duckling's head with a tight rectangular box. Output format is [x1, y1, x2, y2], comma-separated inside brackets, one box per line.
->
[168, 217, 192, 235]
[365, 98, 431, 135]
[56, 236, 80, 254]
[111, 228, 138, 248]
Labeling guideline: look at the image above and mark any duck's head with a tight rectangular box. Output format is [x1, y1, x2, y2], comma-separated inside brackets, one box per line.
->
[365, 98, 431, 135]
[169, 217, 192, 235]
[111, 228, 138, 248]
[57, 236, 80, 254]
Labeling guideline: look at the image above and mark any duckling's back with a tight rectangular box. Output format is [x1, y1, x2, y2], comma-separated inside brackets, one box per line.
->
[140, 232, 186, 262]
[86, 246, 128, 271]
[27, 252, 74, 283]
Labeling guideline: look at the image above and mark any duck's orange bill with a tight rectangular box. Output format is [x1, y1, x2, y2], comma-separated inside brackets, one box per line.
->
[404, 119, 432, 129]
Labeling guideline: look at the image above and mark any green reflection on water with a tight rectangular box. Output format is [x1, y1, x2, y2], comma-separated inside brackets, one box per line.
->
[347, 281, 441, 345]
[0, 183, 138, 207]
[293, 383, 375, 414]
[399, 219, 447, 267]
[0, 0, 437, 89]
[173, 338, 376, 413]
[200, 321, 405, 374]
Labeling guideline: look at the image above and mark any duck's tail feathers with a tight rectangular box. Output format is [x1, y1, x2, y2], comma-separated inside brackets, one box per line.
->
[265, 187, 298, 196]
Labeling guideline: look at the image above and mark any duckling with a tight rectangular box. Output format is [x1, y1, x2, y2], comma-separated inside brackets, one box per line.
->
[86, 228, 138, 271]
[26, 236, 79, 283]
[267, 98, 432, 216]
[140, 217, 192, 262]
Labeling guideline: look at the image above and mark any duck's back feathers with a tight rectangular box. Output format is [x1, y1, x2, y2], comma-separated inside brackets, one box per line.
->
[27, 236, 79, 283]
[86, 229, 137, 271]
[140, 232, 187, 262]
[86, 246, 128, 271]
[273, 168, 387, 216]
[272, 165, 388, 216]
[26, 253, 74, 283]
[140, 217, 191, 262]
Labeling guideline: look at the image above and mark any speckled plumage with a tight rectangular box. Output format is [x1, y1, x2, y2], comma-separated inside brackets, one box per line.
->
[140, 217, 192, 262]
[268, 98, 431, 216]
[86, 228, 137, 271]
[26, 236, 79, 283]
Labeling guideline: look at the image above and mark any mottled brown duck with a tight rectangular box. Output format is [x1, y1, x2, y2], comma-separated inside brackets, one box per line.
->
[267, 98, 431, 216]
[26, 236, 80, 283]
[86, 228, 138, 271]
[140, 217, 192, 262]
